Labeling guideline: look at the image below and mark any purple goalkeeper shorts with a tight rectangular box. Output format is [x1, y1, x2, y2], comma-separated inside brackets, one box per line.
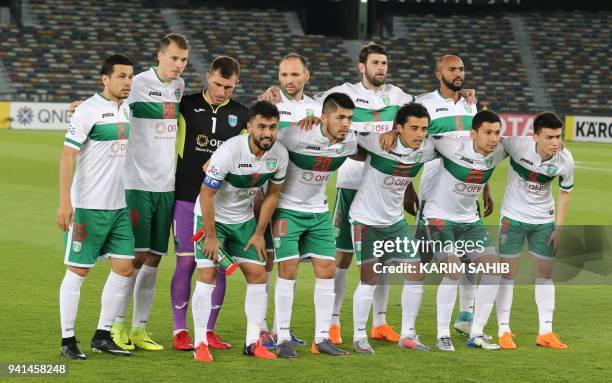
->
[173, 200, 196, 255]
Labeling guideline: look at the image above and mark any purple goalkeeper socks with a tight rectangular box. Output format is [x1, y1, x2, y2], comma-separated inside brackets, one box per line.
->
[171, 256, 196, 331]
[207, 268, 227, 331]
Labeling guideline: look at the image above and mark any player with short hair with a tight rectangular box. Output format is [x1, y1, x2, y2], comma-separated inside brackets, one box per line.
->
[408, 55, 489, 336]
[317, 42, 416, 345]
[349, 102, 437, 354]
[57, 54, 135, 359]
[190, 101, 288, 362]
[110, 33, 189, 351]
[420, 110, 507, 351]
[171, 56, 248, 351]
[271, 92, 357, 358]
[495, 111, 574, 350]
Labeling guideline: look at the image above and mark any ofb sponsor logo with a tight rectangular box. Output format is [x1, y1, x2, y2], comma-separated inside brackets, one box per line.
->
[110, 141, 128, 154]
[197, 134, 224, 149]
[383, 176, 409, 189]
[155, 122, 177, 135]
[235, 189, 257, 199]
[454, 182, 482, 194]
[301, 171, 329, 184]
[17, 106, 34, 125]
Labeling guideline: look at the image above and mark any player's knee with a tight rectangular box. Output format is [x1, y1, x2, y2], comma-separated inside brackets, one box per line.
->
[197, 267, 217, 284]
[445, 271, 462, 281]
[278, 261, 298, 280]
[133, 251, 147, 268]
[67, 265, 89, 278]
[336, 251, 353, 268]
[314, 260, 336, 279]
[247, 268, 268, 284]
[145, 253, 162, 267]
[112, 262, 134, 277]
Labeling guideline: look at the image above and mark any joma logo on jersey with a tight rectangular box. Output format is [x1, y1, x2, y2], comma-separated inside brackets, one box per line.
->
[356, 98, 369, 104]
[460, 156, 474, 164]
[435, 108, 448, 112]
[520, 158, 534, 165]
[102, 113, 114, 118]
[306, 145, 321, 151]
[238, 163, 252, 168]
[149, 91, 162, 96]
[279, 111, 292, 115]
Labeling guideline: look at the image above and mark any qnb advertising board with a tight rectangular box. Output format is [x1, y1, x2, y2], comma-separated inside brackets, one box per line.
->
[10, 102, 71, 130]
[565, 115, 612, 143]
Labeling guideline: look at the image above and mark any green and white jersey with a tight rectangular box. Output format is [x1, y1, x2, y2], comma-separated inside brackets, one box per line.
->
[64, 93, 131, 210]
[350, 133, 437, 226]
[501, 136, 574, 224]
[277, 90, 321, 131]
[194, 134, 288, 224]
[416, 90, 477, 201]
[124, 67, 184, 192]
[278, 126, 357, 213]
[424, 135, 508, 223]
[314, 82, 415, 190]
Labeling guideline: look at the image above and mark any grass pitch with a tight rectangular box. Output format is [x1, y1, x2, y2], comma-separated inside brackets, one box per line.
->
[0, 130, 610, 382]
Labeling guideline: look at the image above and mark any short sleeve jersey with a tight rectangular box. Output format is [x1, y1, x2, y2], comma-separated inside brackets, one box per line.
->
[313, 82, 415, 190]
[64, 93, 131, 210]
[416, 90, 477, 201]
[124, 67, 184, 192]
[501, 136, 574, 224]
[194, 134, 289, 224]
[350, 134, 437, 226]
[423, 135, 508, 223]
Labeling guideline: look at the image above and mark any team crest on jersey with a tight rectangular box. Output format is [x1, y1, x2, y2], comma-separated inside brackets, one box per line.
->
[464, 104, 472, 113]
[414, 152, 423, 163]
[306, 109, 314, 117]
[228, 114, 238, 127]
[273, 237, 281, 249]
[266, 158, 278, 171]
[123, 109, 129, 119]
[546, 165, 558, 176]
[499, 234, 507, 245]
[335, 143, 346, 154]
[354, 241, 362, 252]
[381, 94, 390, 106]
[72, 241, 82, 253]
[485, 157, 493, 167]
[175, 89, 181, 100]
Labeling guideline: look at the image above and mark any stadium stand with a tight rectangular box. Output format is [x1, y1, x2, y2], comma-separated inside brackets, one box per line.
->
[0, 2, 608, 116]
[389, 14, 535, 114]
[523, 11, 611, 116]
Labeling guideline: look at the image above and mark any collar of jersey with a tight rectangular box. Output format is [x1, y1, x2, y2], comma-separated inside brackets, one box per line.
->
[245, 134, 263, 159]
[202, 92, 230, 113]
[280, 88, 304, 103]
[534, 142, 558, 165]
[150, 66, 171, 85]
[358, 81, 386, 95]
[436, 89, 464, 104]
[96, 92, 120, 106]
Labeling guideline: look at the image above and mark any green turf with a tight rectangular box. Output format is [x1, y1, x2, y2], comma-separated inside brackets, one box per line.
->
[1, 130, 611, 382]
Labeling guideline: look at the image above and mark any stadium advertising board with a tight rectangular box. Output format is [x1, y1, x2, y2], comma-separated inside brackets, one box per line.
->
[499, 113, 534, 136]
[9, 102, 71, 130]
[565, 115, 612, 143]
